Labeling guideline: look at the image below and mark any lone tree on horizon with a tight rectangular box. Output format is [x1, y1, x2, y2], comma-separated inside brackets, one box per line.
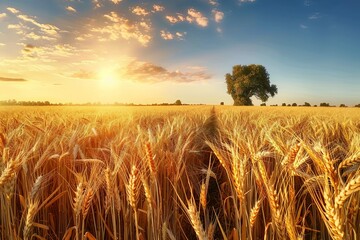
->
[225, 64, 278, 106]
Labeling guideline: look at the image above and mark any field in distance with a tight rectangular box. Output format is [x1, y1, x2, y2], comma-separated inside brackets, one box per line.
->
[0, 106, 359, 240]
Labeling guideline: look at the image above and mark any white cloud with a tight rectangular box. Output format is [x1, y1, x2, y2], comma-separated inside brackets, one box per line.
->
[209, 0, 218, 6]
[212, 10, 224, 23]
[240, 0, 256, 2]
[0, 13, 6, 19]
[309, 12, 321, 20]
[160, 30, 174, 40]
[92, 12, 152, 46]
[187, 8, 208, 27]
[110, 0, 122, 4]
[21, 43, 79, 59]
[66, 6, 77, 13]
[0, 43, 5, 47]
[160, 30, 186, 40]
[7, 7, 20, 14]
[165, 15, 185, 24]
[93, 0, 101, 8]
[153, 5, 164, 12]
[17, 14, 60, 36]
[300, 24, 308, 29]
[132, 6, 149, 16]
[123, 61, 211, 83]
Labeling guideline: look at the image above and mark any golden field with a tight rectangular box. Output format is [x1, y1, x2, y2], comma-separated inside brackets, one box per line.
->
[0, 106, 359, 240]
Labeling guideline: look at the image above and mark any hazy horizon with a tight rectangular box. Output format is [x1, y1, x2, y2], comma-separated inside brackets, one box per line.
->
[0, 0, 359, 105]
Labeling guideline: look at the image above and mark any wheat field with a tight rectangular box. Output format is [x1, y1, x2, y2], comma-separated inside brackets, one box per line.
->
[0, 106, 359, 240]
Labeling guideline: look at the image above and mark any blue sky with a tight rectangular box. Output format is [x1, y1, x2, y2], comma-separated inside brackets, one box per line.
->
[0, 0, 359, 105]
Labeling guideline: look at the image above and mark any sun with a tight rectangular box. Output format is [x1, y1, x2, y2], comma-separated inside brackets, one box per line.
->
[98, 68, 118, 88]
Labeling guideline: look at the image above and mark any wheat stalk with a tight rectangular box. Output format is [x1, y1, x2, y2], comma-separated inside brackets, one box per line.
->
[23, 201, 39, 240]
[187, 199, 207, 240]
[335, 174, 360, 208]
[249, 199, 262, 228]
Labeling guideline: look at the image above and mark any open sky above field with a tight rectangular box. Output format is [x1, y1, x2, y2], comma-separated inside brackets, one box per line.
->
[0, 0, 359, 105]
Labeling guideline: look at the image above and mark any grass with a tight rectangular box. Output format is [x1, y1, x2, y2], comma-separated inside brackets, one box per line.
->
[0, 105, 359, 239]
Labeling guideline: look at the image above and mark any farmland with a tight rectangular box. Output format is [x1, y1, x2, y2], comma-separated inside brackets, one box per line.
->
[0, 106, 359, 239]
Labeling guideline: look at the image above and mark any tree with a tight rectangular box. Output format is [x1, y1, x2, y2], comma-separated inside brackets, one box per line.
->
[292, 103, 297, 106]
[225, 64, 277, 106]
[339, 104, 347, 108]
[320, 102, 330, 107]
[260, 103, 266, 106]
[304, 102, 311, 107]
[282, 103, 286, 106]
[175, 100, 182, 105]
[220, 102, 224, 105]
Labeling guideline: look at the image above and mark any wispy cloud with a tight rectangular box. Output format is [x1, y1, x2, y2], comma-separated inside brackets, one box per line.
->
[71, 70, 97, 79]
[91, 12, 152, 46]
[123, 61, 211, 83]
[212, 10, 224, 23]
[304, 0, 312, 7]
[66, 6, 77, 13]
[110, 0, 122, 4]
[0, 76, 27, 82]
[165, 14, 185, 24]
[0, 13, 6, 19]
[6, 7, 19, 14]
[239, 0, 256, 3]
[309, 12, 321, 20]
[21, 43, 78, 59]
[132, 6, 149, 16]
[187, 8, 208, 27]
[0, 43, 5, 47]
[153, 4, 164, 12]
[209, 0, 218, 6]
[160, 30, 174, 40]
[300, 24, 308, 29]
[160, 30, 186, 40]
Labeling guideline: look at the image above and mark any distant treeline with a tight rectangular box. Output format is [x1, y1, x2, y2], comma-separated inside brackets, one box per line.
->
[0, 99, 205, 107]
[262, 102, 360, 108]
[1, 99, 359, 107]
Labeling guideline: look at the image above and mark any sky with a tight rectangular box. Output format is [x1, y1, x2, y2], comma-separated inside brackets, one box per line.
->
[0, 0, 359, 105]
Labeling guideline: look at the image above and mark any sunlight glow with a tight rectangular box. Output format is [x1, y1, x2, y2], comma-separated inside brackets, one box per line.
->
[99, 68, 118, 88]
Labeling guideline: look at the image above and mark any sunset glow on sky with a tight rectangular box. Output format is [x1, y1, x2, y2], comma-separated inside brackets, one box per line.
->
[0, 0, 359, 105]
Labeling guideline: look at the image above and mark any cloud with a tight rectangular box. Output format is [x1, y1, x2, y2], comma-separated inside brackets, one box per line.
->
[7, 7, 19, 14]
[304, 0, 312, 6]
[25, 32, 56, 41]
[132, 6, 149, 16]
[110, 0, 122, 4]
[8, 8, 60, 37]
[0, 43, 5, 47]
[300, 24, 308, 29]
[123, 61, 211, 83]
[160, 30, 174, 40]
[91, 12, 152, 46]
[153, 4, 164, 12]
[0, 13, 6, 19]
[309, 12, 321, 20]
[209, 0, 218, 6]
[66, 6, 77, 13]
[187, 9, 208, 27]
[239, 0, 256, 2]
[0, 76, 27, 82]
[160, 30, 186, 40]
[93, 0, 102, 8]
[165, 15, 185, 24]
[71, 70, 97, 79]
[212, 10, 224, 23]
[21, 43, 78, 59]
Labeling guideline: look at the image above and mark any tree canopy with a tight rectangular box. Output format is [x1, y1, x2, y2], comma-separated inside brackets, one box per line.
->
[225, 64, 278, 106]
